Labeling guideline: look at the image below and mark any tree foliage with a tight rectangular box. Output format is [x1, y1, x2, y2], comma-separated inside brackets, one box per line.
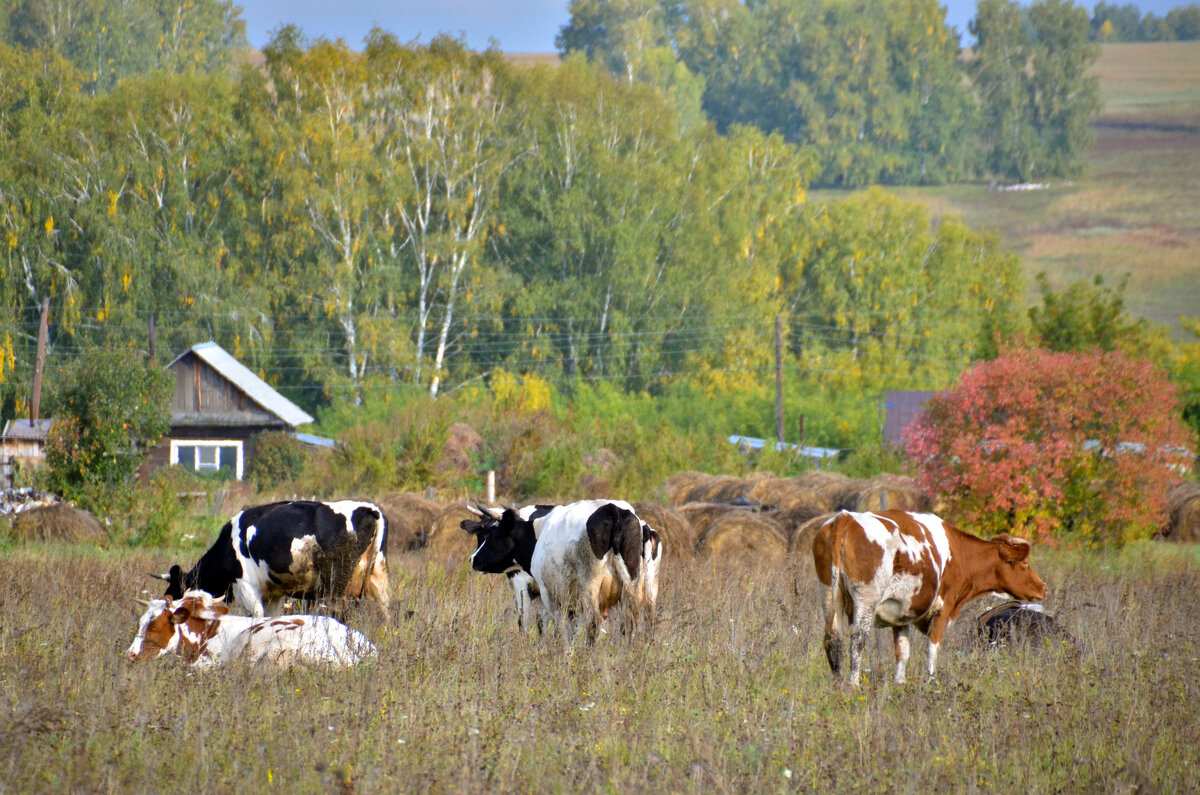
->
[905, 346, 1196, 547]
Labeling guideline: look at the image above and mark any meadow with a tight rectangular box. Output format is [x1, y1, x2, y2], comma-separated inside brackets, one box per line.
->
[891, 41, 1200, 338]
[2, 537, 1198, 792]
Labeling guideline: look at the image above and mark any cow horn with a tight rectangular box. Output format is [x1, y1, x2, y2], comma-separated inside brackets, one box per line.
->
[148, 572, 171, 582]
[133, 598, 151, 607]
[466, 503, 484, 517]
[211, 594, 226, 605]
[477, 503, 503, 520]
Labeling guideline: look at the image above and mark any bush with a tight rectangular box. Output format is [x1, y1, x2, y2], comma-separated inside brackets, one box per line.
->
[246, 431, 309, 490]
[905, 347, 1196, 546]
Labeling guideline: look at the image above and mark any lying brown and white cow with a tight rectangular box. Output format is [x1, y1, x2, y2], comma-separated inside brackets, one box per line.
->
[125, 591, 377, 668]
[812, 510, 1047, 687]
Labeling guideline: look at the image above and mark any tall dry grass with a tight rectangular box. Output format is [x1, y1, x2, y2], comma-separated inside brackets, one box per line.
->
[2, 542, 1199, 791]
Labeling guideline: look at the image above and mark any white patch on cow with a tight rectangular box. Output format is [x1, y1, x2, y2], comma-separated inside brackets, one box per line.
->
[848, 511, 895, 551]
[874, 573, 927, 626]
[323, 500, 385, 552]
[908, 512, 952, 574]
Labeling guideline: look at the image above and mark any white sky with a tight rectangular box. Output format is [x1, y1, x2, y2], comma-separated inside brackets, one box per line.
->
[236, 1, 1193, 53]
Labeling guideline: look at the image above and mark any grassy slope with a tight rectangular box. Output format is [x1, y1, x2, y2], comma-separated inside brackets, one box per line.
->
[2, 543, 1198, 791]
[892, 42, 1200, 338]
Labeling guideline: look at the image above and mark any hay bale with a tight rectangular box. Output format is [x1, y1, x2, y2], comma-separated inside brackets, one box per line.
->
[1166, 481, 1200, 543]
[663, 471, 710, 506]
[677, 502, 739, 539]
[684, 475, 743, 505]
[377, 493, 441, 554]
[855, 474, 931, 513]
[792, 471, 862, 511]
[423, 501, 481, 564]
[438, 423, 483, 475]
[633, 502, 697, 557]
[788, 513, 835, 556]
[696, 511, 788, 568]
[768, 505, 828, 546]
[748, 478, 824, 511]
[10, 503, 106, 545]
[710, 472, 769, 504]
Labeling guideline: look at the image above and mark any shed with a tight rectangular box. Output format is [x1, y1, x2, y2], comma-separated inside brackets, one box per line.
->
[0, 419, 55, 488]
[144, 342, 314, 481]
[880, 390, 940, 448]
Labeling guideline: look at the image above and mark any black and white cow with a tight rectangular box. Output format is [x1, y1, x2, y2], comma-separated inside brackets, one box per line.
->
[154, 500, 389, 617]
[468, 499, 662, 645]
[461, 503, 556, 632]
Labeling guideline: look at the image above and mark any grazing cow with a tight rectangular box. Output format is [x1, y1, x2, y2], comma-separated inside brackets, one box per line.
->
[812, 510, 1047, 687]
[125, 591, 376, 668]
[469, 499, 660, 646]
[976, 601, 1071, 648]
[154, 500, 389, 617]
[461, 503, 556, 632]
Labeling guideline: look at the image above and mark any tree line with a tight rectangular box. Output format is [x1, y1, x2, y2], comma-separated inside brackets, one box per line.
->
[1091, 2, 1200, 41]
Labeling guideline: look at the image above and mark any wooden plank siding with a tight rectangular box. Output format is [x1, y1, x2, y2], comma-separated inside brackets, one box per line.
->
[170, 352, 283, 427]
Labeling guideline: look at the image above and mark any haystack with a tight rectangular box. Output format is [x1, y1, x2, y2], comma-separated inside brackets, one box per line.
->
[749, 477, 824, 511]
[663, 471, 710, 506]
[855, 475, 930, 513]
[422, 500, 481, 564]
[633, 502, 697, 557]
[788, 513, 835, 556]
[677, 502, 740, 539]
[768, 505, 828, 547]
[1166, 481, 1200, 543]
[377, 492, 441, 554]
[792, 471, 862, 511]
[710, 472, 770, 504]
[10, 503, 106, 545]
[696, 511, 788, 568]
[684, 475, 744, 505]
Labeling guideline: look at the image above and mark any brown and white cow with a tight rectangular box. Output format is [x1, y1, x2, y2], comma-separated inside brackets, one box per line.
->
[812, 510, 1047, 687]
[125, 591, 377, 668]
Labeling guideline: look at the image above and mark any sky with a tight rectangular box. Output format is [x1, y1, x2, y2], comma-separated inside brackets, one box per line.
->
[238, 1, 1192, 54]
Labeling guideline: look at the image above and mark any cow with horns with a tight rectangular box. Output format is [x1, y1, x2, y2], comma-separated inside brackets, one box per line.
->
[464, 500, 663, 645]
[125, 591, 376, 668]
[812, 510, 1047, 687]
[152, 500, 390, 617]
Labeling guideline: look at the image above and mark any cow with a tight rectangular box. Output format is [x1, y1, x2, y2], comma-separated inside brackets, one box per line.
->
[125, 591, 376, 668]
[468, 499, 661, 646]
[812, 510, 1047, 687]
[976, 600, 1072, 648]
[153, 500, 389, 618]
[461, 503, 556, 632]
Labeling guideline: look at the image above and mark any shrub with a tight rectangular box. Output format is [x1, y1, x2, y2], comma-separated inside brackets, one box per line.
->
[247, 431, 309, 490]
[905, 347, 1196, 546]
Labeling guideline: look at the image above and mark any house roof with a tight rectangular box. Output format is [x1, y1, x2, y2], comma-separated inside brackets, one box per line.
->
[168, 342, 314, 428]
[880, 390, 941, 447]
[1, 418, 54, 441]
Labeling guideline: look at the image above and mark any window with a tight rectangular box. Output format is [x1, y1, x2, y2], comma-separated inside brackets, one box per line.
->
[170, 440, 244, 480]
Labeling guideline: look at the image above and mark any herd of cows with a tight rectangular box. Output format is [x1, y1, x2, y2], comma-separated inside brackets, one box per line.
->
[124, 497, 1055, 686]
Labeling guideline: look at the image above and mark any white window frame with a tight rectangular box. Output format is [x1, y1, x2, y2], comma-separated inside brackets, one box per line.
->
[169, 439, 244, 480]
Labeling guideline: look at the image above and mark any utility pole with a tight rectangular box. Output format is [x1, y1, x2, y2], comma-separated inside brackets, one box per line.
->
[775, 315, 784, 443]
[29, 297, 49, 426]
[148, 314, 156, 361]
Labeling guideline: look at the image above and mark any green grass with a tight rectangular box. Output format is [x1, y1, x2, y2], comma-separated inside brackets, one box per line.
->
[3, 540, 1198, 791]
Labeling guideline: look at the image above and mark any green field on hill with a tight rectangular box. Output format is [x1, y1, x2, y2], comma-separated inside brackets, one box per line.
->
[888, 41, 1200, 338]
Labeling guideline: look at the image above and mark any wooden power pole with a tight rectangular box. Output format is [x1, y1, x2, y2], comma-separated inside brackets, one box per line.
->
[775, 315, 784, 443]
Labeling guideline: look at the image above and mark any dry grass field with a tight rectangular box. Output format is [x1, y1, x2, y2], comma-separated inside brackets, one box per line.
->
[889, 41, 1200, 338]
[2, 538, 1198, 792]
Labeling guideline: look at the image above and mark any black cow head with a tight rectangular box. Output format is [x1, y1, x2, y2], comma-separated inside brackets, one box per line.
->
[463, 505, 536, 575]
[150, 565, 187, 600]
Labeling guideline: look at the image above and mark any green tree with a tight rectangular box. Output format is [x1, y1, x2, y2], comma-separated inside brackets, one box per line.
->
[1028, 273, 1170, 358]
[39, 346, 172, 512]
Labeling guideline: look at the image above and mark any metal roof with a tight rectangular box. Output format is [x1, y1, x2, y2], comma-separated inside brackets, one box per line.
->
[168, 342, 314, 428]
[727, 435, 841, 460]
[1, 419, 54, 440]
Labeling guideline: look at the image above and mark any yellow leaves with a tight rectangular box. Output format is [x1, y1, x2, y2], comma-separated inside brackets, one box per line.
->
[108, 190, 119, 218]
[7, 232, 16, 251]
[0, 333, 14, 382]
[122, 268, 131, 293]
[44, 216, 54, 235]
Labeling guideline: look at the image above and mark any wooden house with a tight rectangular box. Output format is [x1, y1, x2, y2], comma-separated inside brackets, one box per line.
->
[144, 342, 314, 481]
[880, 390, 940, 448]
[0, 418, 54, 488]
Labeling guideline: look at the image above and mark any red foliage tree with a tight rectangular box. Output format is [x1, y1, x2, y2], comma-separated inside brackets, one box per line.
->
[904, 347, 1196, 546]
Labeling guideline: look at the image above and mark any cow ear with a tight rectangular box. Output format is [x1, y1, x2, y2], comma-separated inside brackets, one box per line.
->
[993, 534, 1032, 563]
[171, 606, 192, 624]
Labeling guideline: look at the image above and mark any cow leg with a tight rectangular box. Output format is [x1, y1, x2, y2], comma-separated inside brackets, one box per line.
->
[892, 626, 913, 684]
[364, 555, 390, 613]
[925, 614, 953, 681]
[819, 580, 843, 675]
[847, 601, 874, 688]
[233, 581, 266, 618]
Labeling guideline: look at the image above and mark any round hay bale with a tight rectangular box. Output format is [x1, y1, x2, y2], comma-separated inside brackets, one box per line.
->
[423, 500, 482, 564]
[10, 503, 106, 545]
[438, 423, 483, 475]
[677, 502, 739, 539]
[792, 471, 861, 511]
[788, 512, 835, 556]
[684, 475, 743, 505]
[1166, 481, 1200, 542]
[710, 472, 769, 504]
[377, 493, 441, 554]
[768, 505, 828, 546]
[663, 471, 710, 507]
[696, 511, 788, 568]
[749, 478, 824, 511]
[579, 473, 612, 500]
[855, 475, 930, 513]
[633, 502, 697, 557]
